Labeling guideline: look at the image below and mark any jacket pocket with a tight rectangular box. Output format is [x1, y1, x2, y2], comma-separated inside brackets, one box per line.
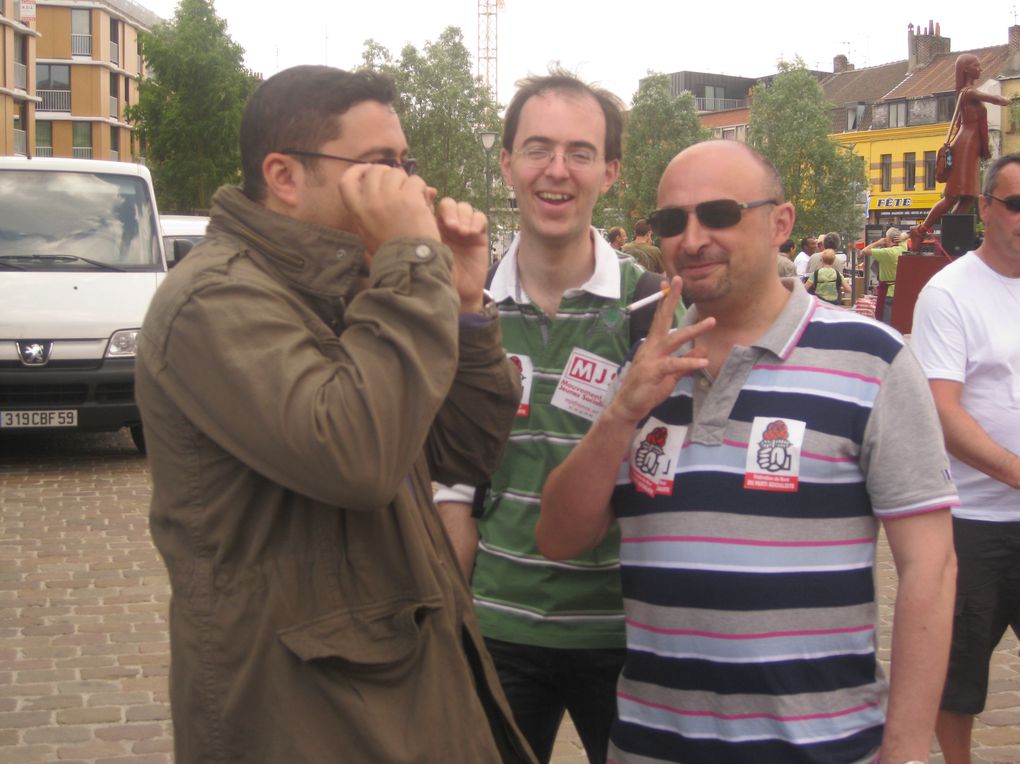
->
[277, 596, 442, 668]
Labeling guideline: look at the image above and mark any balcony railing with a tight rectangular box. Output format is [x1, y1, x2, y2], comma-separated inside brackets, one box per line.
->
[72, 34, 93, 56]
[110, 96, 118, 118]
[110, 41, 119, 65]
[110, 150, 119, 161]
[14, 129, 27, 156]
[35, 146, 54, 157]
[39, 89, 71, 111]
[72, 147, 93, 159]
[14, 62, 27, 90]
[695, 96, 748, 112]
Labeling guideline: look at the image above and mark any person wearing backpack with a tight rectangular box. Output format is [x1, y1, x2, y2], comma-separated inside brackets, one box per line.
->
[806, 249, 850, 304]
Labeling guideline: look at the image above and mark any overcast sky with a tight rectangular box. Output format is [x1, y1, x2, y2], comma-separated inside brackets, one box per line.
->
[143, 0, 1016, 107]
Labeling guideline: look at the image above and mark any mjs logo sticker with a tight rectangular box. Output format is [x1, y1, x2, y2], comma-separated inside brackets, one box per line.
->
[743, 417, 807, 492]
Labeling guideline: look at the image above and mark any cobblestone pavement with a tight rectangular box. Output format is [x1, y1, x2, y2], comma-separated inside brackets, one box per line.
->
[1, 431, 1018, 764]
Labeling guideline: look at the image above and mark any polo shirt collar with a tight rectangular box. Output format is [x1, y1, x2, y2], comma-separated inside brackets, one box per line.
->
[489, 227, 622, 305]
[682, 279, 815, 362]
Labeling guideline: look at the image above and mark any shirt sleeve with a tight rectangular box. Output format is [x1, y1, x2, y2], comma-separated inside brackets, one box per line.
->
[910, 284, 967, 384]
[859, 346, 959, 519]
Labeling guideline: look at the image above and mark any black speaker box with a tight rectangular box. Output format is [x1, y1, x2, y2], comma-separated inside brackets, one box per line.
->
[940, 214, 976, 257]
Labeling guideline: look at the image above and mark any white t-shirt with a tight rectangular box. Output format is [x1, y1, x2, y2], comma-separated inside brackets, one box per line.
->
[911, 252, 1020, 522]
[794, 250, 811, 278]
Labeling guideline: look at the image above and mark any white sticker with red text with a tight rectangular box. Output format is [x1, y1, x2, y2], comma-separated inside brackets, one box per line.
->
[629, 418, 688, 497]
[550, 348, 618, 422]
[743, 417, 807, 492]
[508, 354, 534, 418]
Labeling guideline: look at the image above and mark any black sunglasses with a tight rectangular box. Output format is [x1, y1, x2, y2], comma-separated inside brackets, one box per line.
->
[986, 194, 1020, 213]
[279, 148, 418, 176]
[648, 199, 780, 238]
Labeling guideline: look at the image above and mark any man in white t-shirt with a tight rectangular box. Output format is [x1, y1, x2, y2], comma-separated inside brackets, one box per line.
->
[793, 236, 814, 279]
[912, 152, 1020, 764]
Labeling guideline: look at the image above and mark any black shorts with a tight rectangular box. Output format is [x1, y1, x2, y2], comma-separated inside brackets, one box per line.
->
[940, 517, 1020, 715]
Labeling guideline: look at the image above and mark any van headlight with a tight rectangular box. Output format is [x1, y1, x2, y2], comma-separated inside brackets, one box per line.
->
[106, 330, 140, 358]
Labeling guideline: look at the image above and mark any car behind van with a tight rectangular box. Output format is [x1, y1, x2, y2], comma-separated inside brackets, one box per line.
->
[0, 157, 166, 452]
[161, 214, 209, 267]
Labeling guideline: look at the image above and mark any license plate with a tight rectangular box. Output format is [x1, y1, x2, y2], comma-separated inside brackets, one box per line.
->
[0, 410, 78, 428]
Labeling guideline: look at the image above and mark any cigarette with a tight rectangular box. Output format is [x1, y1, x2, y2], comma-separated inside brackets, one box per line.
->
[624, 284, 670, 313]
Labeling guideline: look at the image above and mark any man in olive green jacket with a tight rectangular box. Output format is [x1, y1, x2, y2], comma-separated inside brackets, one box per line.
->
[136, 66, 532, 763]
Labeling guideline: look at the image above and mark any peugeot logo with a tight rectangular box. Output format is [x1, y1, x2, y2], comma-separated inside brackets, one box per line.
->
[16, 341, 53, 367]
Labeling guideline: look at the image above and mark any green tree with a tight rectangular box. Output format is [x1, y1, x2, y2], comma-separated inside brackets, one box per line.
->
[616, 73, 710, 225]
[748, 60, 867, 243]
[127, 0, 256, 212]
[361, 27, 501, 212]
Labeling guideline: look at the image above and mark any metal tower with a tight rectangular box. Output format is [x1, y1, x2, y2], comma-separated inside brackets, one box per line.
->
[477, 0, 500, 102]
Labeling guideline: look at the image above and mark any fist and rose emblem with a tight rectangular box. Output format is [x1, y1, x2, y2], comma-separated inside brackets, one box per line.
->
[756, 419, 793, 472]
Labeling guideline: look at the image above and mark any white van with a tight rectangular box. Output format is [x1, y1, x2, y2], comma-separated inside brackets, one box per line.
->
[0, 157, 166, 452]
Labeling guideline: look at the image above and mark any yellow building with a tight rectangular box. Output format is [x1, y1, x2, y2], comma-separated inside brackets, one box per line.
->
[1, 0, 159, 161]
[830, 27, 1014, 231]
[831, 124, 948, 231]
[1, 0, 40, 156]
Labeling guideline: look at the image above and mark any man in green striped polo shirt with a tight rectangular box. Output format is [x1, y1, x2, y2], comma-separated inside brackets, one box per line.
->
[436, 70, 654, 764]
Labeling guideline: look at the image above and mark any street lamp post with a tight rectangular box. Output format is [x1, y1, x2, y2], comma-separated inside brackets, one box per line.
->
[479, 130, 498, 264]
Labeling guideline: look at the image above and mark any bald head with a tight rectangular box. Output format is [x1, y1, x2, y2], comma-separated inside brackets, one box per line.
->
[658, 141, 785, 206]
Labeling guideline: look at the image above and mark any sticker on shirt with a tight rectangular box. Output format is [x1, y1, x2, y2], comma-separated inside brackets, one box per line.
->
[744, 417, 807, 492]
[629, 418, 688, 497]
[508, 354, 534, 417]
[550, 348, 619, 422]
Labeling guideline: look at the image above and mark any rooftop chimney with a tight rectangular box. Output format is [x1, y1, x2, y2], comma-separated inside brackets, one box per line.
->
[833, 54, 854, 73]
[908, 20, 951, 74]
[1004, 25, 1020, 77]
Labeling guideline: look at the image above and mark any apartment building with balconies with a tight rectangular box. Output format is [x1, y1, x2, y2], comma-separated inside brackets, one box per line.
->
[33, 0, 159, 161]
[2, 0, 158, 160]
[1, 0, 41, 156]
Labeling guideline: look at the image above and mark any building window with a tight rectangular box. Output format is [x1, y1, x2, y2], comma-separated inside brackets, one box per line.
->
[38, 64, 72, 111]
[73, 122, 93, 159]
[880, 154, 892, 192]
[110, 126, 120, 160]
[13, 103, 27, 156]
[937, 94, 955, 123]
[889, 101, 907, 128]
[924, 150, 937, 190]
[705, 84, 724, 111]
[110, 18, 120, 64]
[14, 32, 28, 90]
[36, 121, 53, 156]
[72, 8, 92, 55]
[904, 152, 916, 191]
[721, 127, 737, 140]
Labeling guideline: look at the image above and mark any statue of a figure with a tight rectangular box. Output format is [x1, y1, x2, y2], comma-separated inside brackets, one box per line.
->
[909, 54, 1010, 251]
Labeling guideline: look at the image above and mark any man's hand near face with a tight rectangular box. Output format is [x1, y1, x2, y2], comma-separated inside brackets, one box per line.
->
[339, 165, 489, 314]
[339, 164, 441, 252]
[435, 198, 488, 313]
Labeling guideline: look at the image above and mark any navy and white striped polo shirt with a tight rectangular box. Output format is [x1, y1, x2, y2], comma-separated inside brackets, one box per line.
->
[608, 284, 957, 764]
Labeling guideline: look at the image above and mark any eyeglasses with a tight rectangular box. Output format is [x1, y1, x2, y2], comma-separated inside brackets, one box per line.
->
[279, 148, 417, 176]
[986, 194, 1020, 213]
[515, 146, 599, 170]
[648, 199, 780, 238]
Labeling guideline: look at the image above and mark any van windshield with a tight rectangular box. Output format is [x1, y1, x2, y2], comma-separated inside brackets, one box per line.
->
[0, 170, 162, 271]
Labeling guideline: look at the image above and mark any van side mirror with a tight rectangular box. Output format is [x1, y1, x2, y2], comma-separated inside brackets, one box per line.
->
[170, 239, 194, 267]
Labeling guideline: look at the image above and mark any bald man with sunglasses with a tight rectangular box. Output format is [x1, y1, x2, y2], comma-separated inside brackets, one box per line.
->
[538, 140, 958, 764]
